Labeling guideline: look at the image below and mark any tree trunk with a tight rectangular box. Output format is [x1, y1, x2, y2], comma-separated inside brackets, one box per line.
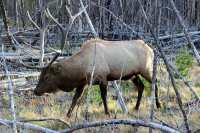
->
[0, 0, 13, 49]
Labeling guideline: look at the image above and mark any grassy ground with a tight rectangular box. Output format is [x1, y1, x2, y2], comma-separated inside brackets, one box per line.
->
[1, 61, 200, 133]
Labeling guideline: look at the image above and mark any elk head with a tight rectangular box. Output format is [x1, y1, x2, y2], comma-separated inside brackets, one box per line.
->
[34, 55, 62, 96]
[19, 53, 61, 96]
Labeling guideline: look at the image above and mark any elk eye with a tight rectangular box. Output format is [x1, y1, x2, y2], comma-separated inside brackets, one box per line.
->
[44, 76, 49, 81]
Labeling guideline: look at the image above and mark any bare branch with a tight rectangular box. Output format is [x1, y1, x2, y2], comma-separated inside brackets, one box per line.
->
[0, 118, 58, 133]
[80, 0, 98, 37]
[60, 119, 179, 133]
[27, 11, 40, 30]
[111, 81, 128, 113]
[66, 5, 88, 21]
[19, 118, 70, 127]
[45, 8, 64, 31]
[18, 58, 43, 69]
[65, 5, 73, 19]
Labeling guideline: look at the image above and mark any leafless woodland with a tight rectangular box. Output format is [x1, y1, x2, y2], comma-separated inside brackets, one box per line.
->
[0, 0, 200, 133]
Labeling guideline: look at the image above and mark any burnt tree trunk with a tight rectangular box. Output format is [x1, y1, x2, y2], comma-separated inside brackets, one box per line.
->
[0, 0, 13, 49]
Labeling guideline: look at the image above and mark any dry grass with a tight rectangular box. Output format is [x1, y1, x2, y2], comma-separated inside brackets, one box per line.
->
[1, 63, 200, 133]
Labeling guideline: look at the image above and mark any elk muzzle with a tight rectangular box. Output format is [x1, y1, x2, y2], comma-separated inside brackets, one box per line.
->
[34, 89, 43, 96]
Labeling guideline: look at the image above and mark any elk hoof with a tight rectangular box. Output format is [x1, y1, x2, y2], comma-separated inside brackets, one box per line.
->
[66, 112, 72, 118]
[156, 102, 161, 109]
[134, 106, 139, 111]
[105, 112, 111, 118]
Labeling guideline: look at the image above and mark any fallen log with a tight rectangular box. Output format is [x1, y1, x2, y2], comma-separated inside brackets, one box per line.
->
[60, 119, 180, 133]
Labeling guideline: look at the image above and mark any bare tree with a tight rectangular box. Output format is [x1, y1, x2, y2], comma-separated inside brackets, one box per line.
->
[136, 0, 191, 132]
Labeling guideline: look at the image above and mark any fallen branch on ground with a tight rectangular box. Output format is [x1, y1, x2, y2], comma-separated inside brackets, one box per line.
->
[0, 119, 58, 133]
[19, 118, 70, 127]
[60, 119, 179, 133]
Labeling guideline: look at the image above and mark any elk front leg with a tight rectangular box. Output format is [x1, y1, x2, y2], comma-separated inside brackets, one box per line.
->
[67, 85, 85, 117]
[99, 80, 110, 115]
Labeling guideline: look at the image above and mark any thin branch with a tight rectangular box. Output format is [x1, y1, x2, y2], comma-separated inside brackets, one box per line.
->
[65, 5, 73, 19]
[19, 118, 70, 127]
[27, 11, 40, 30]
[60, 119, 179, 133]
[80, 0, 98, 37]
[45, 8, 65, 31]
[111, 81, 128, 113]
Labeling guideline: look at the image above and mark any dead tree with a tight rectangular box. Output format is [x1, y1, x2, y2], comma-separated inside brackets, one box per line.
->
[136, 0, 191, 132]
[0, 0, 13, 49]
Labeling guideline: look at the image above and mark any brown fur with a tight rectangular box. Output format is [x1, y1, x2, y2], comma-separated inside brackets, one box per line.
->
[34, 38, 161, 117]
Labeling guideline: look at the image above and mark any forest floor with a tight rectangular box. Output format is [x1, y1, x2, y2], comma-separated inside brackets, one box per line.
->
[1, 62, 200, 133]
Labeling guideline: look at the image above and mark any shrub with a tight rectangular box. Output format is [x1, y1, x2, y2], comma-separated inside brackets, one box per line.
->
[175, 48, 193, 78]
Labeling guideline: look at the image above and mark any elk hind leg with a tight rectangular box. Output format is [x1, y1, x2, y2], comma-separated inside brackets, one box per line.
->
[99, 80, 110, 115]
[131, 75, 144, 110]
[155, 84, 161, 108]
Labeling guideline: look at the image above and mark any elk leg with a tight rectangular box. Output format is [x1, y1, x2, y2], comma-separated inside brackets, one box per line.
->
[67, 85, 85, 117]
[155, 84, 161, 108]
[99, 80, 110, 115]
[132, 76, 144, 110]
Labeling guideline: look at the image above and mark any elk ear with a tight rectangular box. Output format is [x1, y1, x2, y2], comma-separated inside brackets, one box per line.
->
[52, 64, 61, 74]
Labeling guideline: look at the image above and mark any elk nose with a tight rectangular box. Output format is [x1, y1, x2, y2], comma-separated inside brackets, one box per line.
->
[34, 90, 42, 96]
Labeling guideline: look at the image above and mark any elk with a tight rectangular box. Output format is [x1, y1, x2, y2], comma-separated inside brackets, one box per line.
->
[21, 7, 161, 118]
[31, 38, 161, 117]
